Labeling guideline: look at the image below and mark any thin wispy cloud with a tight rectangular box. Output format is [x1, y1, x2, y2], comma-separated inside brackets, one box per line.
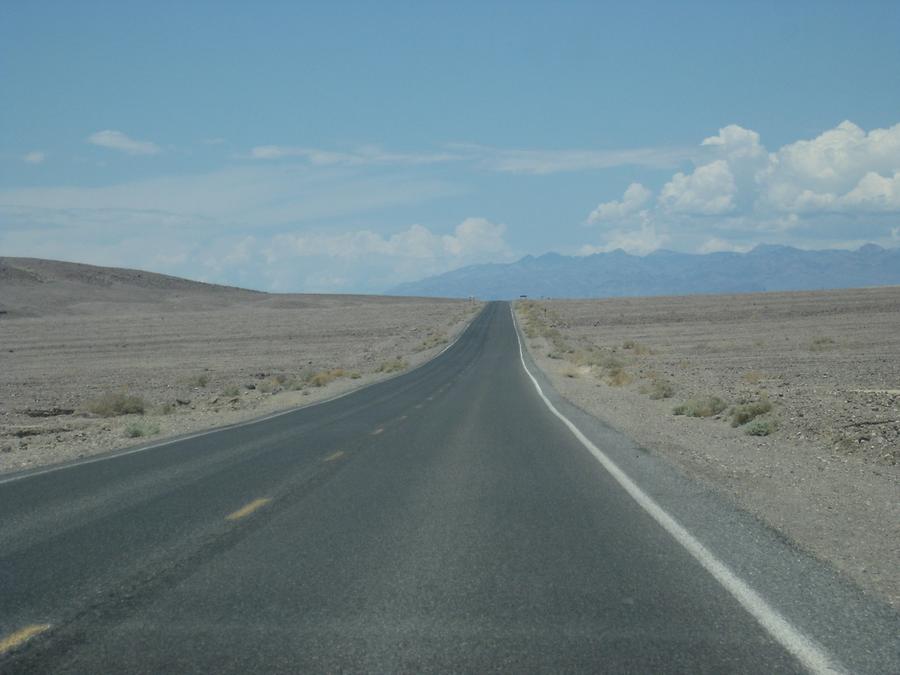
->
[87, 130, 161, 155]
[454, 143, 697, 175]
[0, 164, 459, 229]
[248, 144, 460, 166]
[22, 151, 46, 164]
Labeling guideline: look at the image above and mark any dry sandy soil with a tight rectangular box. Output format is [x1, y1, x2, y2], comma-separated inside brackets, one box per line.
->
[0, 258, 480, 475]
[516, 287, 899, 608]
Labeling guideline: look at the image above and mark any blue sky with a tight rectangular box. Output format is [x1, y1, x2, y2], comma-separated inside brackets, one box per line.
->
[2, 0, 899, 292]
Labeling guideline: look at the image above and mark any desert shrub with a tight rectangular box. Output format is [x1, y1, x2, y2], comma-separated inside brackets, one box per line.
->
[572, 348, 620, 370]
[417, 332, 448, 351]
[562, 366, 580, 378]
[257, 377, 280, 393]
[284, 377, 305, 391]
[305, 368, 348, 387]
[87, 391, 146, 417]
[349, 371, 362, 379]
[153, 402, 175, 415]
[673, 396, 726, 418]
[606, 367, 632, 387]
[622, 340, 652, 355]
[742, 371, 764, 384]
[376, 358, 407, 374]
[647, 378, 675, 399]
[186, 374, 209, 388]
[730, 399, 772, 427]
[223, 385, 241, 397]
[745, 418, 778, 436]
[124, 420, 160, 438]
[807, 336, 836, 352]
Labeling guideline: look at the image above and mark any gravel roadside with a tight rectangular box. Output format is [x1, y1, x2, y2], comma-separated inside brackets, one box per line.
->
[515, 288, 899, 608]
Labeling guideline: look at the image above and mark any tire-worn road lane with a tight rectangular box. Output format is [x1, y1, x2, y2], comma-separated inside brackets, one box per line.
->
[0, 302, 894, 672]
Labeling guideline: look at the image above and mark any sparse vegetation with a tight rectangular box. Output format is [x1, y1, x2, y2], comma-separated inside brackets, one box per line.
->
[153, 402, 175, 415]
[124, 420, 160, 438]
[745, 418, 778, 436]
[518, 301, 572, 356]
[562, 366, 580, 378]
[417, 331, 448, 351]
[673, 396, 727, 418]
[223, 384, 241, 397]
[307, 368, 347, 387]
[622, 339, 653, 355]
[730, 399, 772, 427]
[257, 377, 280, 394]
[376, 358, 408, 374]
[644, 376, 675, 399]
[807, 336, 836, 352]
[605, 366, 632, 387]
[349, 371, 362, 379]
[86, 391, 146, 417]
[186, 373, 209, 388]
[742, 371, 765, 384]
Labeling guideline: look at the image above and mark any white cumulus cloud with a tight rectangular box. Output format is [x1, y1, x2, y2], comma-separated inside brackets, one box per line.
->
[23, 151, 46, 164]
[578, 221, 668, 256]
[658, 160, 737, 214]
[581, 120, 900, 254]
[701, 124, 766, 161]
[88, 130, 161, 155]
[756, 120, 900, 212]
[587, 183, 652, 223]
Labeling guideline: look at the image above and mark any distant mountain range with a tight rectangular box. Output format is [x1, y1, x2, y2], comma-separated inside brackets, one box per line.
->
[388, 244, 900, 299]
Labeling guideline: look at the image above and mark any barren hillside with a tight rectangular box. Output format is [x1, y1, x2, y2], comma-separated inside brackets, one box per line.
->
[0, 258, 480, 473]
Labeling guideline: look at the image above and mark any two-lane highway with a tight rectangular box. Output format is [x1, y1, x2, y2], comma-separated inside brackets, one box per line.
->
[0, 302, 895, 672]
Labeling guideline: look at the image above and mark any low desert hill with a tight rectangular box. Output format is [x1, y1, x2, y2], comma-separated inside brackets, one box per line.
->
[0, 257, 443, 317]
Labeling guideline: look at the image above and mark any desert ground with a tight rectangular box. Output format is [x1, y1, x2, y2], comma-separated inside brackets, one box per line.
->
[0, 258, 481, 475]
[516, 287, 899, 607]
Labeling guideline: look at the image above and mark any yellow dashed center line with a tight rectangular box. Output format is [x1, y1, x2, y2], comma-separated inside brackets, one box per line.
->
[371, 427, 384, 435]
[225, 498, 272, 521]
[322, 450, 345, 462]
[0, 624, 51, 655]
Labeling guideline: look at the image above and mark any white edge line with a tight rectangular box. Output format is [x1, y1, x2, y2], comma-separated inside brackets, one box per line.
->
[509, 304, 843, 675]
[0, 304, 484, 486]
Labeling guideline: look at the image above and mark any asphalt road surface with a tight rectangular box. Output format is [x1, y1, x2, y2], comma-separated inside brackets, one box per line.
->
[1, 302, 897, 673]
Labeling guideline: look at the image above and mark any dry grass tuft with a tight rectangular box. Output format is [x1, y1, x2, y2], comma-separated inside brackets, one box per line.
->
[806, 336, 836, 352]
[606, 367, 632, 387]
[742, 371, 765, 384]
[376, 358, 407, 374]
[417, 331, 448, 351]
[745, 418, 778, 436]
[730, 399, 772, 427]
[645, 376, 675, 399]
[673, 396, 727, 418]
[185, 373, 209, 388]
[622, 339, 653, 355]
[307, 368, 347, 387]
[86, 391, 146, 417]
[124, 420, 160, 438]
